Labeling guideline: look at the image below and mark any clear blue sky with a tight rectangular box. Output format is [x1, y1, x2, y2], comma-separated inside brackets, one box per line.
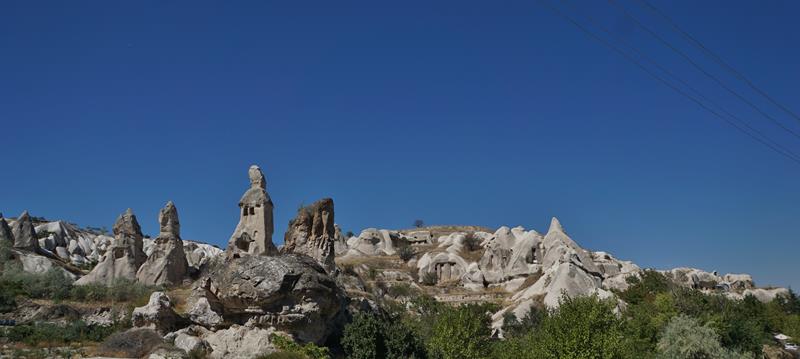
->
[1, 1, 798, 289]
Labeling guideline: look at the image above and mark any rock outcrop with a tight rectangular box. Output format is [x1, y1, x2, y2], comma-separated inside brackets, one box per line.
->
[190, 254, 346, 344]
[282, 198, 336, 273]
[132, 292, 179, 335]
[0, 214, 13, 244]
[226, 165, 279, 257]
[77, 209, 146, 285]
[11, 211, 39, 252]
[136, 201, 188, 286]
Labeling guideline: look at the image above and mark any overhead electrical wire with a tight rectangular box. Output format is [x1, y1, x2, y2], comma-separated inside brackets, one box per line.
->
[535, 0, 800, 164]
[606, 0, 800, 141]
[556, 0, 800, 162]
[634, 0, 800, 124]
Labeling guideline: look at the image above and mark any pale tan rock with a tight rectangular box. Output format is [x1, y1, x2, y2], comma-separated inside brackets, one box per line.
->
[226, 165, 278, 257]
[282, 198, 336, 272]
[136, 202, 188, 286]
[77, 209, 146, 285]
[132, 292, 179, 335]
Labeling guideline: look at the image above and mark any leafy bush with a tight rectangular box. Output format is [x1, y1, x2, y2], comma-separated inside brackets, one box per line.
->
[502, 306, 544, 338]
[342, 313, 426, 359]
[427, 304, 492, 359]
[398, 246, 415, 262]
[462, 233, 481, 252]
[413, 220, 424, 228]
[8, 320, 120, 346]
[0, 267, 157, 304]
[269, 334, 330, 359]
[657, 314, 751, 359]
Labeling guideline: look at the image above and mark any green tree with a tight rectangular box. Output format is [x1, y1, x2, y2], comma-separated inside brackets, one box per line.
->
[342, 313, 425, 359]
[527, 295, 634, 359]
[427, 304, 492, 359]
[342, 314, 386, 359]
[657, 314, 751, 359]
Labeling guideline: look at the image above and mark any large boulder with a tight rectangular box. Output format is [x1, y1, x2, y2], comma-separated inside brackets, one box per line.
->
[136, 201, 188, 286]
[192, 254, 346, 344]
[132, 292, 179, 335]
[282, 198, 336, 273]
[226, 165, 279, 257]
[202, 325, 276, 359]
[11, 211, 39, 252]
[77, 209, 146, 285]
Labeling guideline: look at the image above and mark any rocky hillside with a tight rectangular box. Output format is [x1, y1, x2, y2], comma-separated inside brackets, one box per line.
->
[0, 164, 792, 358]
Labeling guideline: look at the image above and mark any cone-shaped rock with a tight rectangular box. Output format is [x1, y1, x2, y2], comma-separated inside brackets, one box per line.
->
[282, 198, 336, 273]
[547, 217, 564, 235]
[12, 211, 39, 252]
[136, 202, 188, 286]
[77, 209, 147, 285]
[226, 165, 278, 257]
[0, 214, 13, 245]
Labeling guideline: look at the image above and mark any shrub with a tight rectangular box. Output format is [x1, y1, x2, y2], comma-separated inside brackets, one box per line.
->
[522, 295, 635, 359]
[413, 220, 424, 228]
[657, 314, 751, 359]
[341, 313, 425, 359]
[427, 304, 492, 359]
[346, 231, 355, 238]
[398, 246, 415, 262]
[421, 272, 437, 286]
[387, 283, 416, 298]
[502, 306, 544, 338]
[342, 313, 387, 359]
[269, 334, 330, 359]
[8, 320, 120, 346]
[617, 270, 671, 305]
[462, 233, 481, 252]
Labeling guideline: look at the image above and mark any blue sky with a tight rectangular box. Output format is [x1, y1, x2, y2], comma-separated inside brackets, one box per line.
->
[1, 1, 798, 289]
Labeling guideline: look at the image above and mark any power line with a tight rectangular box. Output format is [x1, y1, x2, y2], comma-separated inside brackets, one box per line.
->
[635, 0, 800, 124]
[535, 0, 800, 165]
[606, 0, 800, 141]
[557, 0, 800, 162]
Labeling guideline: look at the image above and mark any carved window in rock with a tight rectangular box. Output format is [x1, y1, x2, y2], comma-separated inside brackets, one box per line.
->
[249, 207, 255, 215]
[242, 206, 249, 217]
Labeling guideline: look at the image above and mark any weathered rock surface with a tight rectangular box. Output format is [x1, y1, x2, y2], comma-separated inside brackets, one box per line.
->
[136, 202, 188, 286]
[77, 209, 146, 285]
[192, 254, 346, 344]
[202, 325, 276, 359]
[132, 292, 179, 335]
[0, 214, 13, 244]
[226, 165, 279, 257]
[11, 211, 39, 252]
[282, 198, 336, 273]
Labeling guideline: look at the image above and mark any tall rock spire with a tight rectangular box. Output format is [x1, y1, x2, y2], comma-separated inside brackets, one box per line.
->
[12, 211, 39, 252]
[226, 165, 278, 257]
[0, 213, 13, 245]
[136, 201, 188, 286]
[77, 208, 147, 285]
[282, 198, 336, 273]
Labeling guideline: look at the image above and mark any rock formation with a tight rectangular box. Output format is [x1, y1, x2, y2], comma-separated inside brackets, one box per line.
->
[226, 165, 278, 257]
[11, 211, 39, 252]
[136, 201, 188, 286]
[132, 292, 179, 335]
[189, 254, 346, 344]
[282, 198, 336, 273]
[0, 213, 13, 244]
[77, 209, 146, 285]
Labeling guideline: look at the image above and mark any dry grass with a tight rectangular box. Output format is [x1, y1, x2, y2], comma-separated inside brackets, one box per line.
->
[166, 286, 193, 314]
